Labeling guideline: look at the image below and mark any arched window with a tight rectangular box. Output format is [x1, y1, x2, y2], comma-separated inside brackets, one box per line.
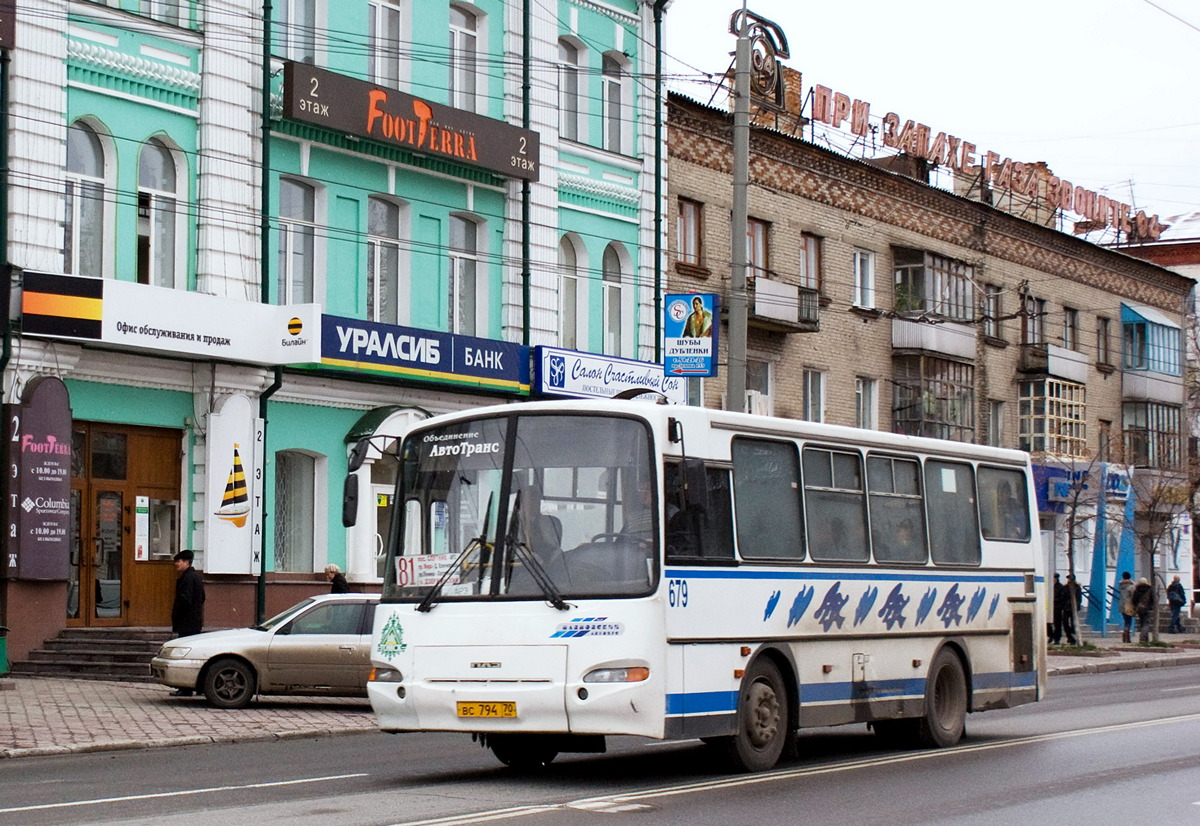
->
[450, 215, 483, 335]
[602, 242, 625, 356]
[368, 196, 404, 324]
[278, 178, 317, 303]
[137, 138, 181, 288]
[65, 122, 107, 278]
[559, 235, 581, 350]
[558, 38, 582, 141]
[449, 4, 480, 111]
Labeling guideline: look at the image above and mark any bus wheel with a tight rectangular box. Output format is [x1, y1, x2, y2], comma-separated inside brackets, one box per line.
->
[722, 658, 788, 772]
[488, 734, 559, 770]
[916, 648, 967, 748]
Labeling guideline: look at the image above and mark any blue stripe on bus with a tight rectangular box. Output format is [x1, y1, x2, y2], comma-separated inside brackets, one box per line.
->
[664, 670, 1037, 716]
[664, 569, 1025, 584]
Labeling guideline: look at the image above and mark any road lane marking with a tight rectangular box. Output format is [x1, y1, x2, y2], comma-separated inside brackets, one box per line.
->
[0, 773, 368, 815]
[1162, 685, 1200, 692]
[389, 713, 1200, 826]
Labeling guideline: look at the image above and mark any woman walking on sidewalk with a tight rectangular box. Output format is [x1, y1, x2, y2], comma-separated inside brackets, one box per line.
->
[1132, 577, 1155, 643]
[1118, 571, 1135, 643]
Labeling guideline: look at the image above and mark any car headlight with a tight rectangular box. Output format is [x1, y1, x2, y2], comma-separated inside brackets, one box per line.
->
[369, 667, 403, 682]
[583, 666, 650, 683]
[160, 647, 192, 660]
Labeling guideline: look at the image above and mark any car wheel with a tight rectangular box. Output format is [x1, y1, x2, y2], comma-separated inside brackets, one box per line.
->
[203, 657, 257, 709]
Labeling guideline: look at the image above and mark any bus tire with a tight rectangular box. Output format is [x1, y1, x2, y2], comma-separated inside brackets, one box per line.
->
[916, 648, 967, 748]
[721, 657, 788, 772]
[488, 734, 559, 770]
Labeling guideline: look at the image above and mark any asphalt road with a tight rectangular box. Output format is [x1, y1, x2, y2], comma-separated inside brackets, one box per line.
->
[2, 666, 1199, 826]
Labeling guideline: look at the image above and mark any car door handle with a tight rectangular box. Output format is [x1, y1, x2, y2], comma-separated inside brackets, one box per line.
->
[339, 645, 355, 652]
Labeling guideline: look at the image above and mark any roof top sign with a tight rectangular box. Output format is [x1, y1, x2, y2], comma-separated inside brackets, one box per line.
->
[283, 62, 540, 182]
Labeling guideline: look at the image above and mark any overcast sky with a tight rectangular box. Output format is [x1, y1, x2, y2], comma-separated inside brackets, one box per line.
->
[661, 0, 1200, 231]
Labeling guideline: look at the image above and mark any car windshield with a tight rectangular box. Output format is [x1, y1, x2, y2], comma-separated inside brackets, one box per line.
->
[385, 412, 658, 604]
[256, 598, 318, 630]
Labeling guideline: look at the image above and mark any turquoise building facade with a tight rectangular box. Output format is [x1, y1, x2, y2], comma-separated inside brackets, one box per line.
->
[1, 0, 666, 654]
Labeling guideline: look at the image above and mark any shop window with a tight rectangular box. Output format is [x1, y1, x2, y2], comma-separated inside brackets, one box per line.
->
[275, 450, 317, 572]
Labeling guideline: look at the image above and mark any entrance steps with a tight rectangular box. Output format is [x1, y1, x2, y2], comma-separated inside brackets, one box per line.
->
[9, 627, 172, 683]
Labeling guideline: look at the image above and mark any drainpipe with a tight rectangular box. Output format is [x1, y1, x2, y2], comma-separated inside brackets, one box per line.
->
[256, 0, 276, 624]
[520, 0, 531, 345]
[653, 1, 667, 363]
[0, 49, 9, 635]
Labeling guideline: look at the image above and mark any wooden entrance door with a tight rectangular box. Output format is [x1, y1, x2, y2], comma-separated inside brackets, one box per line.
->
[68, 424, 182, 627]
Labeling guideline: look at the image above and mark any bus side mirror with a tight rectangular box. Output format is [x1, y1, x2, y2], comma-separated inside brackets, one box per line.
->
[342, 474, 359, 528]
[679, 458, 709, 513]
[348, 437, 371, 473]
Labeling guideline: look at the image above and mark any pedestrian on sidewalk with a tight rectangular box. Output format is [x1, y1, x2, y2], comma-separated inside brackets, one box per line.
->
[1051, 574, 1067, 644]
[1166, 575, 1187, 633]
[1132, 577, 1155, 643]
[1064, 574, 1081, 645]
[170, 549, 205, 697]
[1118, 571, 1135, 643]
[325, 563, 350, 594]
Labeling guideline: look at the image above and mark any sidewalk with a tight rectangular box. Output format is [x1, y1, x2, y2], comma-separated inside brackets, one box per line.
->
[2, 636, 1199, 760]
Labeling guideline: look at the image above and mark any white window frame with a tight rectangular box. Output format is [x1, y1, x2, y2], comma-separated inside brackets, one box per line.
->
[278, 177, 320, 305]
[64, 120, 113, 279]
[746, 358, 772, 415]
[279, 0, 319, 64]
[1062, 306, 1078, 351]
[273, 449, 327, 573]
[602, 242, 629, 357]
[677, 198, 702, 266]
[987, 400, 1004, 448]
[747, 218, 769, 279]
[137, 137, 184, 290]
[799, 232, 821, 291]
[982, 284, 1001, 338]
[369, 0, 407, 89]
[602, 51, 631, 155]
[852, 249, 875, 308]
[855, 377, 877, 430]
[559, 234, 584, 351]
[449, 3, 484, 112]
[802, 369, 825, 423]
[368, 196, 406, 325]
[558, 38, 583, 142]
[140, 0, 188, 26]
[450, 214, 484, 336]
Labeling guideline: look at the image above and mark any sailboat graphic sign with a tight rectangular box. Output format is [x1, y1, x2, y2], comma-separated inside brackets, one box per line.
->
[215, 444, 251, 528]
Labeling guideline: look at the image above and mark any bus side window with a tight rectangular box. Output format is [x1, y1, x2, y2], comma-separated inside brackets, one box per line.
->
[978, 466, 1031, 542]
[732, 437, 804, 560]
[665, 462, 735, 563]
[803, 447, 869, 563]
[925, 460, 981, 565]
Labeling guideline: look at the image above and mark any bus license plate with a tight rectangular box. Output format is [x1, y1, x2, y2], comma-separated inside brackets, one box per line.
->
[457, 701, 517, 718]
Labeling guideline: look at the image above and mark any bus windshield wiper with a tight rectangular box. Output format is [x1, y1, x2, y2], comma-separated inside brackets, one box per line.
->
[504, 490, 571, 611]
[416, 491, 493, 613]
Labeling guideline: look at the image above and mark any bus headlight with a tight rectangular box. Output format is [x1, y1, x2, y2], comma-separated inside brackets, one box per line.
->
[583, 666, 650, 683]
[369, 667, 404, 683]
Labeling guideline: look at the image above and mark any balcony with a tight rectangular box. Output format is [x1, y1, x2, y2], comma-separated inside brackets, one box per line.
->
[745, 277, 820, 333]
[891, 318, 975, 360]
[1018, 343, 1089, 382]
[1122, 370, 1183, 404]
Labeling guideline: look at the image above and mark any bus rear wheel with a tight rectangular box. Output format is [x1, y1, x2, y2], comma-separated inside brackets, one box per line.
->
[488, 734, 559, 770]
[720, 657, 788, 772]
[916, 648, 967, 748]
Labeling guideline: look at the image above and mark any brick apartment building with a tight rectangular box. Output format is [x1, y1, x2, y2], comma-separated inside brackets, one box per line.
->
[666, 89, 1196, 603]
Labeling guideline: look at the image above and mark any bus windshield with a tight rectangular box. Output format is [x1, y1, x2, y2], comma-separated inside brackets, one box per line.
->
[385, 412, 657, 603]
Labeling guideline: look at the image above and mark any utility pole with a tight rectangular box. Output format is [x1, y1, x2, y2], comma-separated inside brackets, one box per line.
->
[726, 5, 750, 413]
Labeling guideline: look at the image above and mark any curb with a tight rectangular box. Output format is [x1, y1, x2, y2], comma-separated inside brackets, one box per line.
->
[1047, 652, 1200, 677]
[0, 725, 371, 760]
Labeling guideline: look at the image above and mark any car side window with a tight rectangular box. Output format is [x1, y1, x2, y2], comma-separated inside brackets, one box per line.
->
[289, 602, 366, 635]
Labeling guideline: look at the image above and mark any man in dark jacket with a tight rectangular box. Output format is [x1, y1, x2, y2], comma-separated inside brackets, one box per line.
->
[1167, 575, 1187, 633]
[170, 549, 206, 696]
[1131, 577, 1155, 643]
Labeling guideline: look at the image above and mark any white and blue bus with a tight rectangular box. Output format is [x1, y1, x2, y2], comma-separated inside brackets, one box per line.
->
[358, 399, 1044, 772]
